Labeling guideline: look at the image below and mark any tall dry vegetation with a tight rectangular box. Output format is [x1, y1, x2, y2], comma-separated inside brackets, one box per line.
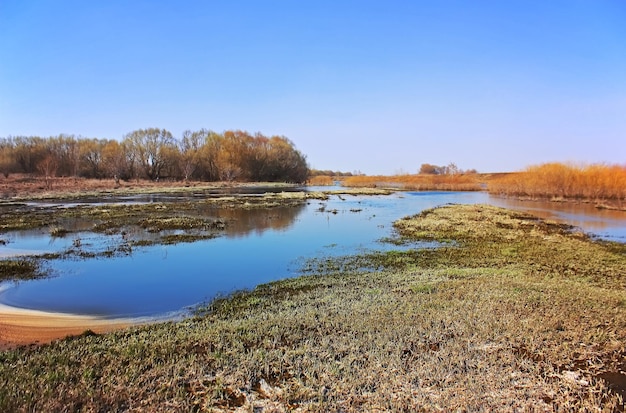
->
[307, 169, 356, 186]
[307, 175, 336, 186]
[342, 173, 482, 191]
[489, 162, 626, 203]
[340, 163, 481, 191]
[0, 129, 309, 184]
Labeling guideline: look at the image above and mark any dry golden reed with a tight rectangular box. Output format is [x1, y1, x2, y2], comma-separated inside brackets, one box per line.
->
[342, 173, 482, 191]
[489, 162, 626, 202]
[307, 175, 335, 186]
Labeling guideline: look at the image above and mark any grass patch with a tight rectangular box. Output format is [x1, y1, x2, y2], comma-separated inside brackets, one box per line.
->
[1, 204, 625, 411]
[48, 226, 69, 237]
[0, 258, 44, 281]
[138, 217, 226, 232]
[160, 233, 220, 245]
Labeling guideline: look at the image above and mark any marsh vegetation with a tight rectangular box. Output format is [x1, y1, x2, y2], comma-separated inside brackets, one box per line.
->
[1, 204, 624, 411]
[311, 162, 626, 210]
[489, 162, 626, 207]
[335, 163, 483, 192]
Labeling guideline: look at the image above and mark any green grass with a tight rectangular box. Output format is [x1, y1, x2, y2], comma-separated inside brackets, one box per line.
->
[0, 204, 625, 411]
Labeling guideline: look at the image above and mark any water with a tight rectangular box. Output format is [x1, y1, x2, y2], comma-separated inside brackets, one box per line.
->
[488, 197, 626, 241]
[1, 191, 625, 318]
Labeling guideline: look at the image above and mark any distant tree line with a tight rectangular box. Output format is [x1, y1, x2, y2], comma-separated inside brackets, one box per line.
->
[419, 163, 478, 175]
[0, 129, 310, 183]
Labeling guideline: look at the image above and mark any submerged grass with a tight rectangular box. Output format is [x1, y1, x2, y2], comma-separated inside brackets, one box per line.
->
[1, 204, 625, 411]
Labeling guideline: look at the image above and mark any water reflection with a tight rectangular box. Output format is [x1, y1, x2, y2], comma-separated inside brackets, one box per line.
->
[201, 204, 306, 238]
[0, 203, 308, 258]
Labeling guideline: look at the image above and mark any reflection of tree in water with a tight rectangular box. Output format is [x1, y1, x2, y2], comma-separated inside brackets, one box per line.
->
[114, 203, 306, 244]
[209, 204, 306, 237]
[35, 203, 307, 250]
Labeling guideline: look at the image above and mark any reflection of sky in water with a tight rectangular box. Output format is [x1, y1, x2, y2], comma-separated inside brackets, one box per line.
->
[1, 192, 625, 318]
[0, 230, 110, 255]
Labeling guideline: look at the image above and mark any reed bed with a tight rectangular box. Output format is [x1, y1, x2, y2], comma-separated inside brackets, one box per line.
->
[307, 175, 335, 186]
[0, 205, 625, 411]
[489, 163, 626, 204]
[342, 174, 482, 191]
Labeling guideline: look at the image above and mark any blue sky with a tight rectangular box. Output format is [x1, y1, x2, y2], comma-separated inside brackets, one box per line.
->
[1, 1, 625, 174]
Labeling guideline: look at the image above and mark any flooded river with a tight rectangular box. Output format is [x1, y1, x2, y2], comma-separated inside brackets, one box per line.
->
[1, 190, 625, 318]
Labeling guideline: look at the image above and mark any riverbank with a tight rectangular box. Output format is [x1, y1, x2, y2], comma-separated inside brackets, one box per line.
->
[1, 204, 624, 411]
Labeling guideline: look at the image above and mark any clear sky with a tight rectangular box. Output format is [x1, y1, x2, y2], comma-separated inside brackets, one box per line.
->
[1, 1, 625, 174]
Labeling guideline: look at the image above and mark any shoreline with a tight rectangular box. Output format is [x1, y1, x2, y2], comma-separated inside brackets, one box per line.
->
[0, 302, 138, 349]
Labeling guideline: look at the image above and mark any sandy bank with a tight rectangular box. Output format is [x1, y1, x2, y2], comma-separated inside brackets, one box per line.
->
[0, 303, 135, 349]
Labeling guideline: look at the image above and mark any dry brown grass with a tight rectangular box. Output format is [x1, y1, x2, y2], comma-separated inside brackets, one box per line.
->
[0, 174, 299, 201]
[307, 175, 335, 186]
[343, 173, 482, 191]
[0, 205, 625, 411]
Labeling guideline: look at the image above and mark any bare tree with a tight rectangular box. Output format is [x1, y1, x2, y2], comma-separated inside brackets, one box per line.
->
[124, 128, 177, 181]
[37, 155, 58, 189]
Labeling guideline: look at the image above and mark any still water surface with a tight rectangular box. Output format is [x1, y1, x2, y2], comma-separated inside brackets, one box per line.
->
[1, 191, 625, 318]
